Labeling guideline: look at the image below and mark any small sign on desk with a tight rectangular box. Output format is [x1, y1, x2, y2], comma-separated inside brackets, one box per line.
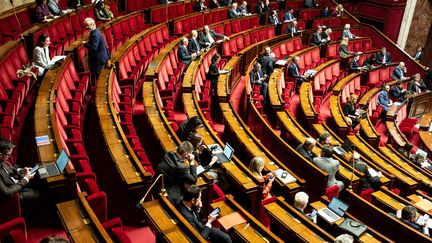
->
[35, 135, 50, 146]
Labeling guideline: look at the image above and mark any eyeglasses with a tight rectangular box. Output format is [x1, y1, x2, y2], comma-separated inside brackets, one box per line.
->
[1, 152, 12, 157]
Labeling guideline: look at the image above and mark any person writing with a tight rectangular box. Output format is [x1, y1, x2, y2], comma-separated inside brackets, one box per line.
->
[176, 116, 204, 141]
[33, 34, 56, 80]
[248, 157, 274, 199]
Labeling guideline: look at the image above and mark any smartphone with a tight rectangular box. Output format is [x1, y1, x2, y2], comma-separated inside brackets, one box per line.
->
[310, 209, 317, 218]
[29, 165, 39, 174]
[281, 171, 288, 179]
[209, 207, 220, 217]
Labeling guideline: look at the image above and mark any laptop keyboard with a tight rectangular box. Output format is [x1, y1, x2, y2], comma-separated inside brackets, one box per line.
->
[321, 208, 340, 221]
[45, 163, 58, 175]
[216, 153, 226, 161]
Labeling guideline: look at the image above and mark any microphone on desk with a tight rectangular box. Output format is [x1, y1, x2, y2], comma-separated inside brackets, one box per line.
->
[348, 146, 357, 191]
[136, 174, 168, 209]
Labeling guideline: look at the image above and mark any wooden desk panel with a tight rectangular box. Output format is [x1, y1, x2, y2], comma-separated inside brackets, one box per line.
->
[299, 81, 318, 123]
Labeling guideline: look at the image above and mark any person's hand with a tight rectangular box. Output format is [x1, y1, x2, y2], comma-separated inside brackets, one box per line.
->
[209, 156, 218, 167]
[82, 41, 87, 44]
[191, 53, 197, 58]
[377, 171, 382, 177]
[186, 153, 195, 163]
[207, 214, 217, 224]
[224, 36, 230, 40]
[24, 172, 35, 180]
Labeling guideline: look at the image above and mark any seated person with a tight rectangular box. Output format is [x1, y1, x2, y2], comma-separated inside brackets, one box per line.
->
[178, 38, 197, 68]
[397, 142, 414, 160]
[313, 145, 344, 191]
[362, 54, 376, 69]
[339, 37, 353, 58]
[227, 2, 240, 19]
[178, 185, 232, 242]
[34, 0, 54, 22]
[238, 1, 250, 16]
[269, 10, 281, 25]
[296, 138, 316, 162]
[342, 24, 357, 39]
[407, 73, 427, 93]
[304, 0, 318, 8]
[284, 8, 296, 22]
[412, 154, 432, 171]
[376, 47, 392, 65]
[293, 191, 317, 222]
[94, 1, 114, 21]
[189, 30, 203, 54]
[342, 94, 361, 127]
[390, 81, 406, 102]
[249, 62, 269, 103]
[33, 34, 56, 80]
[333, 4, 344, 17]
[198, 25, 229, 48]
[288, 56, 306, 84]
[194, 0, 208, 12]
[321, 6, 330, 17]
[392, 62, 408, 80]
[310, 26, 327, 46]
[377, 84, 393, 112]
[158, 141, 197, 204]
[349, 54, 362, 72]
[322, 27, 332, 42]
[334, 234, 354, 243]
[47, 0, 66, 16]
[317, 132, 332, 146]
[177, 116, 204, 141]
[286, 20, 299, 36]
[352, 152, 382, 191]
[395, 205, 430, 236]
[248, 157, 274, 200]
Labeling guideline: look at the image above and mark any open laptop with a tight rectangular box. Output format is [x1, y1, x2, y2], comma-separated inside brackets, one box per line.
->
[215, 143, 234, 163]
[318, 197, 349, 224]
[38, 150, 69, 179]
[333, 139, 354, 155]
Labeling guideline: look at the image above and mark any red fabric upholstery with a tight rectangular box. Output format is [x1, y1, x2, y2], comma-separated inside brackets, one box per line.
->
[325, 185, 340, 200]
[259, 196, 278, 229]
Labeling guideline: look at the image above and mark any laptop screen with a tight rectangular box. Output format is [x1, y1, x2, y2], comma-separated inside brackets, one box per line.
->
[56, 150, 69, 172]
[328, 197, 349, 217]
[223, 143, 234, 160]
[341, 139, 354, 152]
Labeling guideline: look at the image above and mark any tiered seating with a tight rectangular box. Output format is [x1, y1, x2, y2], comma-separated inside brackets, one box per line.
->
[222, 26, 275, 57]
[311, 59, 343, 99]
[311, 16, 352, 29]
[149, 1, 195, 23]
[366, 63, 398, 88]
[0, 3, 33, 44]
[325, 37, 373, 58]
[0, 217, 27, 242]
[126, 0, 158, 12]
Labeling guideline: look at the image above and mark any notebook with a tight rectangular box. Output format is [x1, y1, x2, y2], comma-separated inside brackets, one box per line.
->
[215, 143, 234, 163]
[38, 150, 69, 179]
[317, 197, 349, 223]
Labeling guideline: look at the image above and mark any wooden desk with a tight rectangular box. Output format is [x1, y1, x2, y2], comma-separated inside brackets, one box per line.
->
[299, 81, 318, 125]
[329, 95, 349, 138]
[141, 196, 207, 242]
[264, 197, 334, 242]
[211, 195, 284, 242]
[57, 192, 113, 243]
[419, 113, 432, 130]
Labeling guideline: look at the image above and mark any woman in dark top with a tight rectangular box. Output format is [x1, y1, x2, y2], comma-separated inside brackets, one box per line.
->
[352, 152, 381, 191]
[254, 0, 265, 14]
[176, 116, 203, 141]
[207, 53, 221, 91]
[343, 94, 359, 127]
[34, 0, 53, 22]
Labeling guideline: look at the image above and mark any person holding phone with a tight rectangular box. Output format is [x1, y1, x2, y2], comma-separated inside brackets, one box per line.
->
[293, 191, 317, 223]
[178, 185, 232, 242]
[249, 157, 274, 199]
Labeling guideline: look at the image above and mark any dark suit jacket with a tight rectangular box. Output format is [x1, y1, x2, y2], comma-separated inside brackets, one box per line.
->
[311, 32, 323, 46]
[288, 62, 303, 81]
[198, 31, 224, 46]
[392, 67, 405, 80]
[269, 15, 280, 25]
[262, 56, 276, 76]
[178, 203, 212, 238]
[349, 59, 359, 72]
[342, 102, 355, 117]
[296, 144, 315, 162]
[84, 28, 110, 66]
[390, 86, 404, 100]
[376, 51, 392, 65]
[354, 161, 381, 191]
[194, 2, 207, 12]
[249, 69, 265, 84]
[209, 0, 220, 8]
[188, 38, 202, 53]
[254, 4, 263, 14]
[178, 44, 192, 67]
[413, 51, 423, 61]
[206, 62, 219, 87]
[0, 162, 29, 199]
[407, 79, 426, 93]
[228, 8, 239, 19]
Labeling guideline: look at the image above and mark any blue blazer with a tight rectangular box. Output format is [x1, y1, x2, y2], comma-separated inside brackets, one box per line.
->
[84, 28, 110, 66]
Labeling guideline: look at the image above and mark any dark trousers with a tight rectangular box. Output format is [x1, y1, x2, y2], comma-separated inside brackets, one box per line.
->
[90, 63, 105, 87]
[208, 227, 232, 243]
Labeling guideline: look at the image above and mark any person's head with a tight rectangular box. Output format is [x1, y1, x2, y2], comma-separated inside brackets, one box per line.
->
[84, 18, 96, 31]
[249, 157, 265, 176]
[348, 94, 358, 104]
[288, 8, 293, 13]
[383, 84, 390, 92]
[203, 25, 210, 34]
[183, 185, 202, 207]
[399, 62, 405, 68]
[417, 46, 423, 52]
[188, 133, 203, 150]
[0, 138, 14, 162]
[381, 47, 387, 53]
[344, 24, 350, 30]
[182, 37, 189, 46]
[337, 4, 344, 11]
[325, 28, 332, 35]
[351, 151, 361, 162]
[40, 235, 70, 243]
[401, 205, 417, 222]
[321, 145, 333, 158]
[37, 34, 51, 48]
[334, 234, 354, 243]
[293, 56, 299, 64]
[340, 37, 349, 45]
[269, 52, 276, 60]
[176, 141, 194, 161]
[241, 1, 247, 7]
[212, 53, 221, 64]
[96, 1, 104, 8]
[403, 142, 413, 154]
[319, 132, 331, 145]
[304, 138, 316, 151]
[187, 116, 203, 132]
[232, 2, 238, 9]
[412, 73, 421, 81]
[317, 26, 323, 33]
[415, 154, 426, 164]
[264, 45, 271, 55]
[191, 30, 198, 38]
[294, 191, 309, 211]
[272, 10, 277, 16]
[254, 62, 261, 71]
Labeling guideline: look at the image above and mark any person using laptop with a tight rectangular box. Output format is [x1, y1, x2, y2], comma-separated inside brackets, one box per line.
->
[313, 146, 344, 192]
[158, 141, 197, 204]
[0, 138, 41, 201]
[294, 191, 317, 223]
[296, 138, 316, 162]
[177, 116, 204, 141]
[249, 157, 274, 199]
[352, 152, 382, 191]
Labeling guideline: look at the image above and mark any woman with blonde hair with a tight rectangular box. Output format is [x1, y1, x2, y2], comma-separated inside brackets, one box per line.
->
[339, 37, 353, 58]
[343, 94, 360, 127]
[249, 157, 274, 199]
[333, 4, 344, 17]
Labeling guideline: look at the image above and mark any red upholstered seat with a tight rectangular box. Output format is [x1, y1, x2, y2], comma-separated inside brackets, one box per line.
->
[259, 196, 278, 229]
[325, 185, 340, 200]
[0, 217, 27, 243]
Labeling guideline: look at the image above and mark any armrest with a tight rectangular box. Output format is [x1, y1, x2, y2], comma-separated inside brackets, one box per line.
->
[0, 217, 26, 236]
[158, 89, 174, 97]
[102, 217, 122, 230]
[119, 78, 135, 86]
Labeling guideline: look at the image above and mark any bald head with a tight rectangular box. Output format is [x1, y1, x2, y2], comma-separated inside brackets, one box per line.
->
[191, 30, 198, 38]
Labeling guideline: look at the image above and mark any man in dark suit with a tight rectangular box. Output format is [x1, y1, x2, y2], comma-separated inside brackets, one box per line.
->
[296, 138, 316, 162]
[407, 73, 427, 93]
[349, 54, 361, 73]
[286, 20, 298, 36]
[284, 8, 296, 22]
[83, 17, 111, 82]
[178, 185, 232, 242]
[311, 26, 327, 46]
[397, 206, 430, 236]
[238, 1, 249, 16]
[198, 25, 229, 48]
[392, 62, 408, 80]
[352, 152, 381, 191]
[249, 62, 269, 102]
[390, 81, 406, 102]
[194, 0, 208, 12]
[269, 10, 281, 25]
[262, 52, 277, 76]
[188, 30, 203, 54]
[0, 138, 38, 201]
[178, 38, 197, 68]
[376, 47, 392, 65]
[413, 47, 423, 61]
[227, 2, 240, 19]
[158, 141, 197, 204]
[288, 56, 305, 84]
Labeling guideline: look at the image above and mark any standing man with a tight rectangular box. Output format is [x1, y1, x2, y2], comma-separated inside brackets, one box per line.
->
[249, 62, 269, 102]
[83, 18, 111, 84]
[310, 26, 327, 46]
